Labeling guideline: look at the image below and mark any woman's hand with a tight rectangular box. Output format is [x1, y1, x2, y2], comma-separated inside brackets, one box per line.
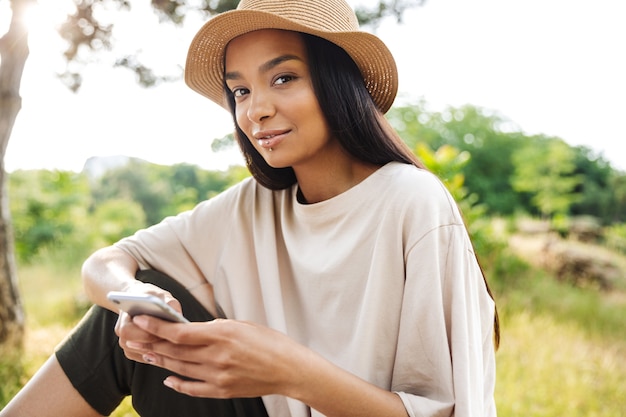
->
[125, 316, 409, 417]
[113, 282, 183, 363]
[124, 316, 306, 399]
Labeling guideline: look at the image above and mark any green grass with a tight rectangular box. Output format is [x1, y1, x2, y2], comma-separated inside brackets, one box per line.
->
[0, 348, 25, 407]
[491, 252, 626, 346]
[490, 247, 626, 416]
[0, 257, 84, 407]
[495, 311, 626, 416]
[2, 247, 626, 416]
[0, 257, 137, 416]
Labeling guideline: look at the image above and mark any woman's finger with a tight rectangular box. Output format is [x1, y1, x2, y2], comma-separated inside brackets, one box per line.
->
[132, 315, 213, 345]
[162, 375, 226, 398]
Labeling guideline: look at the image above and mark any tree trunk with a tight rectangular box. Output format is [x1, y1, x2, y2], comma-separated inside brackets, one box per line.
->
[0, 0, 33, 350]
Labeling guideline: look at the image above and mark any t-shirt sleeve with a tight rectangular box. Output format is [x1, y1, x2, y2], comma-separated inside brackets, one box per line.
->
[113, 177, 244, 290]
[114, 208, 206, 289]
[392, 223, 497, 417]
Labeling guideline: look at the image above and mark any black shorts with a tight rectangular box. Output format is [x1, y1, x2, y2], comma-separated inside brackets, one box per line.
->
[55, 270, 268, 417]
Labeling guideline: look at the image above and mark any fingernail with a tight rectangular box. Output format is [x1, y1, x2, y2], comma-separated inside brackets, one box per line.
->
[163, 378, 174, 389]
[143, 353, 157, 364]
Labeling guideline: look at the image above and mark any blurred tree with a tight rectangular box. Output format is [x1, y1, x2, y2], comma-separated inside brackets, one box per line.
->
[511, 136, 583, 219]
[91, 160, 236, 224]
[386, 99, 440, 150]
[390, 102, 626, 223]
[569, 146, 614, 223]
[607, 172, 626, 224]
[223, 164, 252, 186]
[8, 163, 245, 267]
[389, 102, 528, 215]
[435, 106, 528, 215]
[90, 198, 146, 246]
[0, 0, 33, 350]
[0, 0, 424, 348]
[92, 160, 172, 225]
[9, 170, 90, 263]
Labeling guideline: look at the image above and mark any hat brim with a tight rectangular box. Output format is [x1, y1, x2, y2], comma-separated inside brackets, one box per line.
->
[184, 9, 398, 113]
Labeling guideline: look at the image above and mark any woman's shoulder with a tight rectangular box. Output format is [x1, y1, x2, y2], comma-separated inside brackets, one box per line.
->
[382, 163, 454, 199]
[379, 162, 462, 222]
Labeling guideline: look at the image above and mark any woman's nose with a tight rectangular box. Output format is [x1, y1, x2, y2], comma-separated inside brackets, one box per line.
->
[246, 90, 275, 122]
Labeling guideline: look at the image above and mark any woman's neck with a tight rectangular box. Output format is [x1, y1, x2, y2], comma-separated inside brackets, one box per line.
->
[294, 153, 380, 204]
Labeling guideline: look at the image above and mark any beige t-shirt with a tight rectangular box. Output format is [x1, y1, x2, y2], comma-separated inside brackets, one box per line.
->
[116, 162, 497, 417]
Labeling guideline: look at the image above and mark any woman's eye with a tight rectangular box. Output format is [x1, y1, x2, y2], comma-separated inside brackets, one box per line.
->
[232, 87, 249, 98]
[274, 75, 295, 86]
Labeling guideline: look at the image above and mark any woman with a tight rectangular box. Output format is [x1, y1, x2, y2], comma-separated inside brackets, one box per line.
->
[1, 0, 499, 416]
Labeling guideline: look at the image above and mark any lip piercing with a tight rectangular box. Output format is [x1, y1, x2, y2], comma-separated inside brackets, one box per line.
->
[269, 148, 273, 152]
[265, 140, 270, 145]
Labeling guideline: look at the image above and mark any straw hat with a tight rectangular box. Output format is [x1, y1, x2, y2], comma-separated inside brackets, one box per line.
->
[185, 0, 398, 113]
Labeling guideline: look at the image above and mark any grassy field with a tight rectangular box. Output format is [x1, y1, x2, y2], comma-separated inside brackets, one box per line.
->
[2, 248, 626, 416]
[493, 278, 626, 416]
[0, 260, 138, 417]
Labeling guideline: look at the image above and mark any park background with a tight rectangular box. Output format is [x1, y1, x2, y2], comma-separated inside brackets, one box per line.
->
[1, 0, 626, 416]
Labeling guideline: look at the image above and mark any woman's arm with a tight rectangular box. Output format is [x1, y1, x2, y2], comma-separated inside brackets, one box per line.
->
[126, 316, 408, 417]
[82, 246, 184, 316]
[82, 245, 191, 365]
[288, 348, 409, 417]
[82, 246, 180, 312]
[81, 246, 141, 312]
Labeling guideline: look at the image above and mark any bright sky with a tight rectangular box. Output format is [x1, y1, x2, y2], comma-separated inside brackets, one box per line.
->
[3, 0, 626, 173]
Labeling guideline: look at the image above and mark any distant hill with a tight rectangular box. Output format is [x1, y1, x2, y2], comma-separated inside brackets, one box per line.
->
[81, 155, 147, 179]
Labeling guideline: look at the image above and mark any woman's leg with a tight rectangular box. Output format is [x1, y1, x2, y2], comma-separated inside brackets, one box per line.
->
[0, 355, 103, 417]
[2, 270, 268, 417]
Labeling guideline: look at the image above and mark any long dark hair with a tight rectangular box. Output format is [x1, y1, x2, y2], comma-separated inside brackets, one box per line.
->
[224, 32, 499, 348]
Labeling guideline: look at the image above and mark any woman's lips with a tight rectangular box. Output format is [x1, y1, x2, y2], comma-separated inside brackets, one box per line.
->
[256, 130, 289, 150]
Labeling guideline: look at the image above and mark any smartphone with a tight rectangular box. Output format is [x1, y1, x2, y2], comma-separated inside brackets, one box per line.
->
[107, 291, 189, 323]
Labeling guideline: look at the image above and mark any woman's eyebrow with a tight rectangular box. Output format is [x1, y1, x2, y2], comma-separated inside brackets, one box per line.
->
[225, 54, 303, 81]
[259, 54, 302, 73]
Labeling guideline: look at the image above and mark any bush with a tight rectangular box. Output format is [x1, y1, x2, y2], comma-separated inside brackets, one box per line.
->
[605, 223, 626, 254]
[0, 348, 24, 407]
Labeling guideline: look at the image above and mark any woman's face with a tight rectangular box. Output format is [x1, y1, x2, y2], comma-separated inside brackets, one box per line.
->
[224, 29, 335, 170]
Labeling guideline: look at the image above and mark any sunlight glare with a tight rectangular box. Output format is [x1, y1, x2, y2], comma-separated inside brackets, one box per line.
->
[20, 0, 74, 53]
[0, 2, 10, 34]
